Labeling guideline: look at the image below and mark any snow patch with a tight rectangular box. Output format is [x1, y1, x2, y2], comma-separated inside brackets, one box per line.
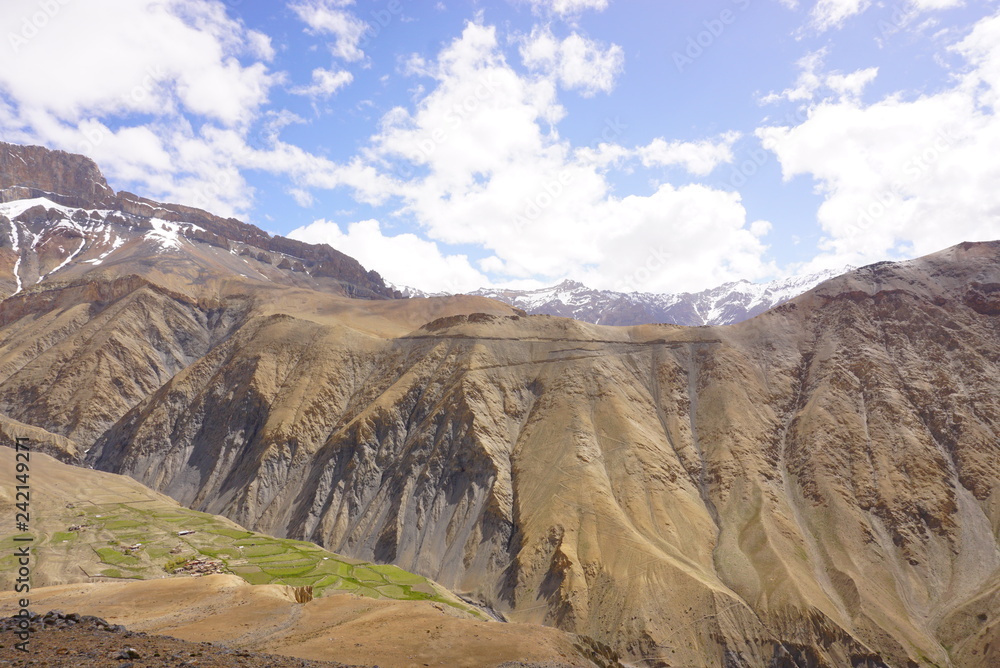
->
[38, 237, 85, 282]
[7, 221, 22, 295]
[0, 197, 77, 221]
[470, 267, 853, 326]
[82, 232, 124, 266]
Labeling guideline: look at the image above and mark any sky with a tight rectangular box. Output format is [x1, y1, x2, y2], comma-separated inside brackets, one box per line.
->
[1, 0, 999, 295]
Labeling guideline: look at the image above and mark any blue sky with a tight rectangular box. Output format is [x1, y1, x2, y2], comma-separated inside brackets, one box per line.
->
[1, 0, 999, 293]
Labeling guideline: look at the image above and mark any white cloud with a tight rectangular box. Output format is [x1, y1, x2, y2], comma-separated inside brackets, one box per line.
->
[526, 0, 610, 18]
[289, 188, 316, 207]
[810, 0, 872, 32]
[758, 10, 1000, 273]
[0, 0, 277, 127]
[806, 0, 964, 32]
[246, 30, 277, 62]
[322, 21, 772, 293]
[911, 0, 963, 9]
[520, 27, 624, 96]
[0, 0, 285, 216]
[291, 68, 354, 98]
[761, 50, 878, 104]
[637, 132, 741, 176]
[289, 0, 367, 62]
[954, 8, 1000, 108]
[289, 219, 490, 292]
[827, 67, 879, 98]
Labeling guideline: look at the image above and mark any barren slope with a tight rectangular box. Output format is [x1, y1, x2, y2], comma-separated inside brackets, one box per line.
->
[79, 243, 1000, 666]
[0, 576, 599, 668]
[0, 448, 607, 668]
[2, 142, 999, 668]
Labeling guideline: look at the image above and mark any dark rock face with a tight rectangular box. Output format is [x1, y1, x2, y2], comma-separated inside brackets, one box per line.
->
[75, 241, 1000, 668]
[0, 142, 114, 208]
[111, 190, 400, 300]
[0, 142, 400, 300]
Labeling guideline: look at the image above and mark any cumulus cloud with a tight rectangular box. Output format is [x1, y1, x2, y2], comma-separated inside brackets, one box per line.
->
[637, 132, 741, 176]
[0, 0, 277, 126]
[318, 21, 771, 293]
[0, 0, 285, 216]
[760, 50, 878, 104]
[289, 0, 368, 62]
[291, 68, 354, 98]
[526, 0, 610, 19]
[758, 10, 1000, 273]
[519, 27, 624, 96]
[289, 219, 490, 293]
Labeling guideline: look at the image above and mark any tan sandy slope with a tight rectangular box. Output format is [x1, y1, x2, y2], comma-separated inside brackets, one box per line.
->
[81, 242, 1000, 668]
[0, 448, 604, 667]
[2, 141, 1000, 666]
[0, 575, 594, 668]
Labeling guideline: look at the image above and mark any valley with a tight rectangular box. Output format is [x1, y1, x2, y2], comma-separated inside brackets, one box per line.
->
[1, 141, 999, 667]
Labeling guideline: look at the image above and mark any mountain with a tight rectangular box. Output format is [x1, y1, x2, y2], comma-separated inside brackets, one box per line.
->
[0, 446, 610, 667]
[470, 269, 850, 326]
[0, 141, 401, 302]
[1, 141, 999, 667]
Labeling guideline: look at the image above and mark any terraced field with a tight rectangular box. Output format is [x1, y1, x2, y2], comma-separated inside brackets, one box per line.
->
[0, 448, 481, 617]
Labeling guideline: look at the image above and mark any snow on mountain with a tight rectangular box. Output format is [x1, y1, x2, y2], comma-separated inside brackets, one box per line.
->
[385, 282, 448, 299]
[468, 269, 852, 327]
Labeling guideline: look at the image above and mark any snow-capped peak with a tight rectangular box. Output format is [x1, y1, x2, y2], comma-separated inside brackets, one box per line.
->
[468, 267, 852, 327]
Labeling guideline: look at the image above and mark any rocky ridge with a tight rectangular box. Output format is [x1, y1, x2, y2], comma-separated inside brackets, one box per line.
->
[86, 243, 1000, 667]
[0, 611, 360, 667]
[0, 141, 400, 301]
[0, 142, 998, 667]
[468, 269, 850, 327]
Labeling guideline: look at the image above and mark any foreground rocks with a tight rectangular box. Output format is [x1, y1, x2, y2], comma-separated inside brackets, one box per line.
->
[0, 611, 362, 668]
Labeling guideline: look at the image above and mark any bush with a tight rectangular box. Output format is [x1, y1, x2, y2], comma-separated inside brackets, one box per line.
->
[163, 555, 192, 573]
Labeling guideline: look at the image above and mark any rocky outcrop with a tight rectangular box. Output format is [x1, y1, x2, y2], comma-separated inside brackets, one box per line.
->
[0, 142, 401, 301]
[471, 269, 847, 327]
[0, 414, 79, 463]
[3, 141, 1000, 668]
[78, 242, 1000, 666]
[0, 142, 114, 208]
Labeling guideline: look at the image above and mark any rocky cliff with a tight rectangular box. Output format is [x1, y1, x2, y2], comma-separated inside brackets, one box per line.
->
[0, 142, 114, 208]
[1, 142, 999, 667]
[470, 269, 849, 327]
[0, 141, 400, 301]
[80, 241, 1000, 667]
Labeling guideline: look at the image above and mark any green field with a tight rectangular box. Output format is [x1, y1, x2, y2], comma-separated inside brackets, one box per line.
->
[0, 499, 479, 617]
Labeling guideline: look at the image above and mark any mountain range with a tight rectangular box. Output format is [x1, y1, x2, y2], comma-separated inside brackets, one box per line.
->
[467, 269, 851, 327]
[2, 140, 1000, 668]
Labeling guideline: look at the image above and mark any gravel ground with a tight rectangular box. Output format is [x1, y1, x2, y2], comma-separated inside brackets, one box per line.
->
[0, 611, 370, 667]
